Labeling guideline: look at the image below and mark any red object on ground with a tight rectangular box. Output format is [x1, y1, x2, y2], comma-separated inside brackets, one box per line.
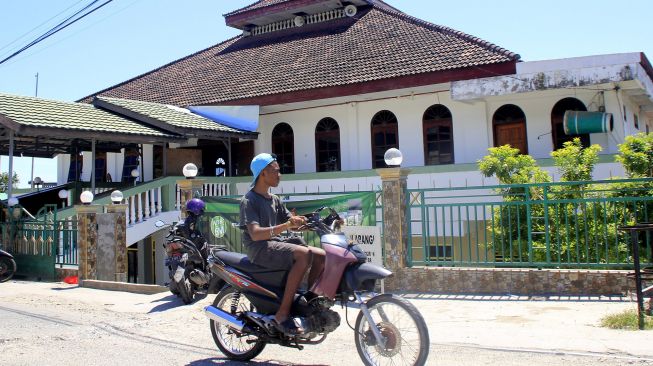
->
[63, 276, 78, 284]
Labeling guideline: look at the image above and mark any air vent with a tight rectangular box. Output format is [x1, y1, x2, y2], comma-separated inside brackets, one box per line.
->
[344, 5, 357, 17]
[250, 8, 346, 36]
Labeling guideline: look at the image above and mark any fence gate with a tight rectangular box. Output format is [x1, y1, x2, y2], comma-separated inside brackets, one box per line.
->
[0, 205, 78, 281]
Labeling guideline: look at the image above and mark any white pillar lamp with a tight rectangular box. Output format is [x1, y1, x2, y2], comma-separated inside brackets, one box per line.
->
[58, 189, 69, 208]
[182, 163, 198, 179]
[80, 191, 94, 205]
[7, 196, 18, 207]
[110, 190, 124, 204]
[384, 148, 403, 167]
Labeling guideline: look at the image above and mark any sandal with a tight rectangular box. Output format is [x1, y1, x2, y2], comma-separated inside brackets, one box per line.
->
[273, 318, 304, 335]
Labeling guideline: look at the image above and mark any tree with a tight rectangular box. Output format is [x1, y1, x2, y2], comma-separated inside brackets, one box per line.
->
[478, 145, 550, 185]
[478, 145, 551, 262]
[616, 132, 653, 177]
[0, 172, 19, 193]
[551, 137, 602, 182]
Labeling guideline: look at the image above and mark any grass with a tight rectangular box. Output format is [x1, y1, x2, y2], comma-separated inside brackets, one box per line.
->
[600, 309, 653, 330]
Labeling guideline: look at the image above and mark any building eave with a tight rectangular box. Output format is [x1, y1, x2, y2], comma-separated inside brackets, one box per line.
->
[210, 62, 517, 107]
[451, 53, 653, 105]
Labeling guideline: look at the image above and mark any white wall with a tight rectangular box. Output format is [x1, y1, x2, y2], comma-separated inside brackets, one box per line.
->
[142, 144, 153, 182]
[57, 154, 70, 185]
[107, 151, 124, 183]
[253, 85, 640, 175]
[152, 229, 168, 286]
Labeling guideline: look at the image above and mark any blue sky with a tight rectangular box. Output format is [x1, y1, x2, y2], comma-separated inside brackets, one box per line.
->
[0, 0, 651, 186]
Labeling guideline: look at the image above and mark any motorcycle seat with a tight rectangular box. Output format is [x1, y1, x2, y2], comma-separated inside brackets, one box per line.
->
[214, 251, 275, 274]
[212, 249, 288, 290]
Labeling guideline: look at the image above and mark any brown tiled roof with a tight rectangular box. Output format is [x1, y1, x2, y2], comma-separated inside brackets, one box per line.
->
[82, 3, 520, 106]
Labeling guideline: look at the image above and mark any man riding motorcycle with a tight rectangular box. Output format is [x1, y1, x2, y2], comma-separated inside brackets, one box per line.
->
[239, 153, 325, 335]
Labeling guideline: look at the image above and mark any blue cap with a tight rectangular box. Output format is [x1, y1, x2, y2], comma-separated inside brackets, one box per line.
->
[250, 153, 276, 187]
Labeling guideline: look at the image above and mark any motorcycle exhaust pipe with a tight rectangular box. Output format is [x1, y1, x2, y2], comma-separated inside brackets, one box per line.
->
[189, 270, 208, 286]
[204, 305, 245, 332]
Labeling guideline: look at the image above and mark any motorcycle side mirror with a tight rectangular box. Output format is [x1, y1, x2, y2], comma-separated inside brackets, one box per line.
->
[155, 220, 166, 228]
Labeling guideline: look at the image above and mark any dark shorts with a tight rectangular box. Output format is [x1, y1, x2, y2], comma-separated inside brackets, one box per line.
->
[246, 237, 306, 271]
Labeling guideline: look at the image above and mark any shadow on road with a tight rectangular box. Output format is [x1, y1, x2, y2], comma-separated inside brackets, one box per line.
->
[148, 292, 209, 313]
[187, 357, 329, 366]
[0, 305, 82, 326]
[51, 285, 80, 291]
[399, 292, 629, 303]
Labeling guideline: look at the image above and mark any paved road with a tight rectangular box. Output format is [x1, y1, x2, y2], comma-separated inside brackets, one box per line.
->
[1, 281, 652, 365]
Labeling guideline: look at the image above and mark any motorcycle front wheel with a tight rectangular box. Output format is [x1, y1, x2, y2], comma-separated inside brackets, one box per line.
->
[210, 286, 266, 361]
[354, 294, 430, 366]
[0, 256, 16, 283]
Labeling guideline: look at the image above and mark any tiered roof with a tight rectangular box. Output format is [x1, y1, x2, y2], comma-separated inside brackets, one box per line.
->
[82, 1, 519, 106]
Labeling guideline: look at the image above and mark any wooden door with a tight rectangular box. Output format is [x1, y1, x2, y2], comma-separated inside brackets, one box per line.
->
[494, 122, 527, 154]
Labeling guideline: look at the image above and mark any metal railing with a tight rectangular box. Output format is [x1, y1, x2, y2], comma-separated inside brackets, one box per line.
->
[408, 178, 653, 269]
[0, 204, 78, 266]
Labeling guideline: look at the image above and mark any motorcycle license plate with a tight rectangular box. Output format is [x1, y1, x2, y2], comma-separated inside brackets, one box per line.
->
[173, 267, 185, 282]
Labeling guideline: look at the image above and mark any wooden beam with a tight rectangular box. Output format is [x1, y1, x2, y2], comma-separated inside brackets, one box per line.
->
[18, 126, 183, 144]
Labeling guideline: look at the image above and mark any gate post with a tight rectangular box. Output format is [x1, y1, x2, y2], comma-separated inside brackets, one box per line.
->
[377, 167, 411, 270]
[76, 204, 102, 282]
[101, 204, 129, 282]
[177, 178, 205, 218]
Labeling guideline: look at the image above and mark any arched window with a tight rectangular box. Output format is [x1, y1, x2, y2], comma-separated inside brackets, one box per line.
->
[271, 122, 294, 174]
[551, 98, 589, 150]
[493, 104, 528, 154]
[371, 110, 399, 168]
[315, 117, 341, 172]
[423, 104, 454, 165]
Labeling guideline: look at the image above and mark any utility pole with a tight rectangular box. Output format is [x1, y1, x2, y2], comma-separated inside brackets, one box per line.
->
[30, 73, 38, 189]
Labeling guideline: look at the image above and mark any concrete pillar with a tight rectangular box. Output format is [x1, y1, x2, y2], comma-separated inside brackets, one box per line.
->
[101, 204, 128, 282]
[377, 168, 410, 270]
[177, 178, 205, 218]
[77, 203, 129, 283]
[76, 204, 102, 281]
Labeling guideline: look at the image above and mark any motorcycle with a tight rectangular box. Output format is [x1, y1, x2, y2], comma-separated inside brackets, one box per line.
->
[158, 199, 220, 304]
[204, 207, 430, 366]
[0, 249, 17, 283]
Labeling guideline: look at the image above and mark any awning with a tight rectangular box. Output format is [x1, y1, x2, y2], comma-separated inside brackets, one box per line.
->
[187, 105, 259, 132]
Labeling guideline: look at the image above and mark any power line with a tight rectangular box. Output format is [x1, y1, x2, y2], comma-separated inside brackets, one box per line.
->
[0, 0, 114, 66]
[0, 0, 143, 68]
[0, 0, 102, 61]
[0, 0, 86, 57]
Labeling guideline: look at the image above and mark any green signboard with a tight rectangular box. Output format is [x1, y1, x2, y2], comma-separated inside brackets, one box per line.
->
[201, 192, 377, 252]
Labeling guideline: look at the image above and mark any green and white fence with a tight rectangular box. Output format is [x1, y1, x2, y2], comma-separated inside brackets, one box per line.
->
[408, 178, 653, 269]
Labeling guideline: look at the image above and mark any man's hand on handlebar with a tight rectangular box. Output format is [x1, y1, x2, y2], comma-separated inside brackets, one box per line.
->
[287, 215, 307, 230]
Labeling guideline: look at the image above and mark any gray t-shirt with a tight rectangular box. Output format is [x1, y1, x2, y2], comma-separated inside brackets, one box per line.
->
[239, 190, 291, 248]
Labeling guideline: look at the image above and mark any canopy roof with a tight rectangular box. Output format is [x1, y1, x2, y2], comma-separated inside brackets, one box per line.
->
[0, 93, 181, 158]
[93, 97, 258, 139]
[0, 93, 257, 158]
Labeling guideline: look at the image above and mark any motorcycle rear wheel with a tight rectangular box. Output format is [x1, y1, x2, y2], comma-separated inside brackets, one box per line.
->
[354, 294, 430, 366]
[210, 286, 266, 361]
[0, 256, 16, 283]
